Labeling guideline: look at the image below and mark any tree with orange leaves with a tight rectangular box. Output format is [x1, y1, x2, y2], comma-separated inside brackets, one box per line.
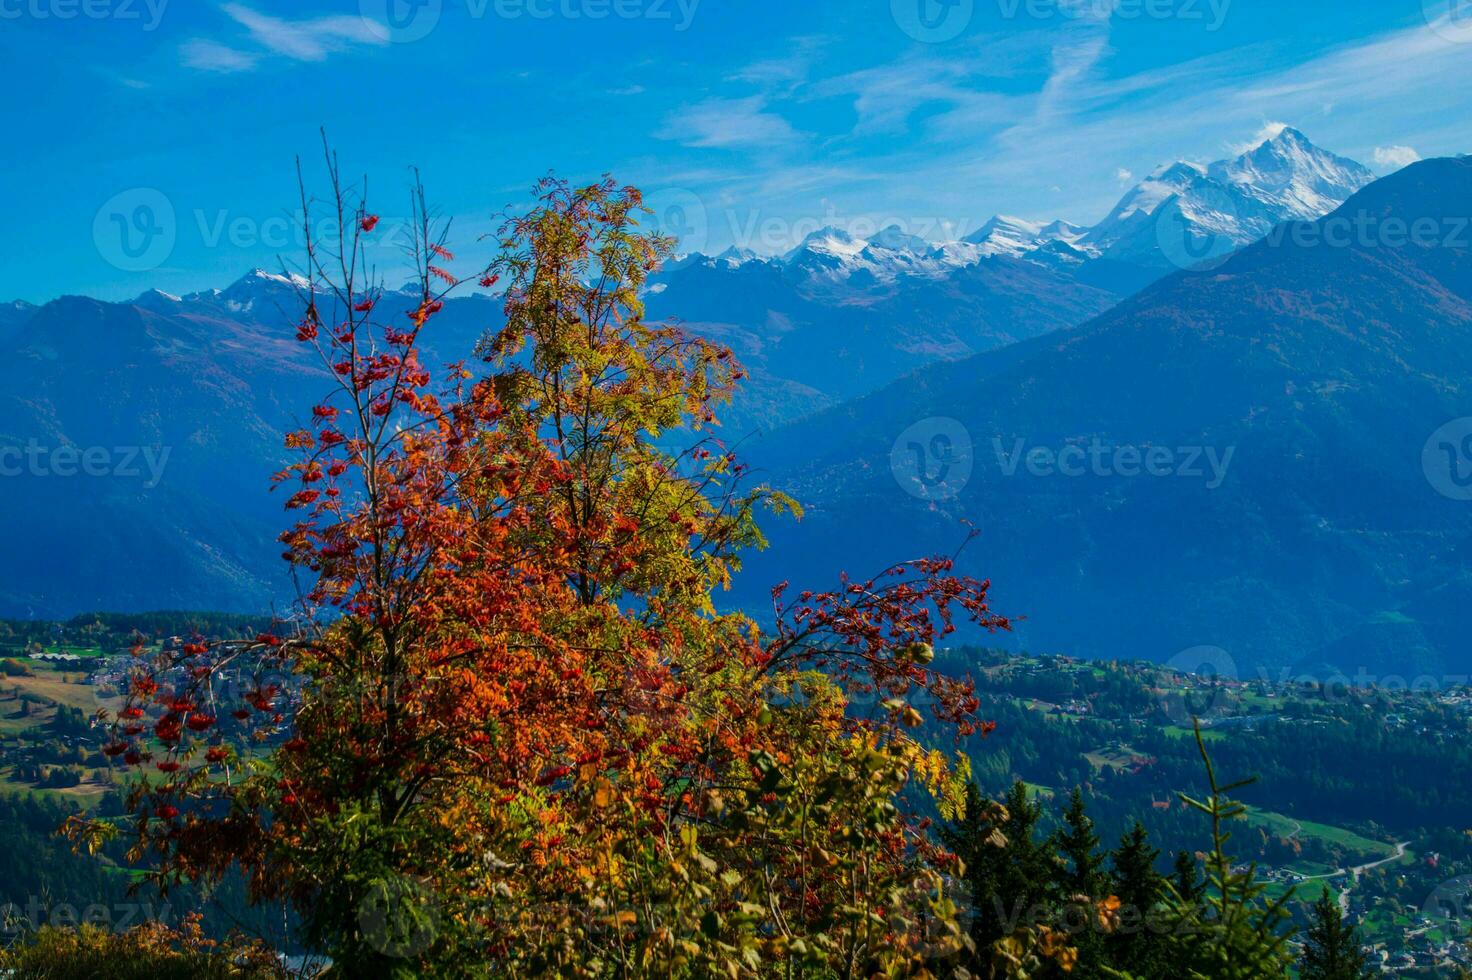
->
[75, 154, 1014, 978]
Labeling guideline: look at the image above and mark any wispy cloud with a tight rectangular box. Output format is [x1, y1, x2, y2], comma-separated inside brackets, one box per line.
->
[181, 39, 259, 74]
[732, 35, 829, 96]
[811, 54, 1018, 138]
[661, 97, 800, 150]
[220, 4, 385, 61]
[182, 4, 387, 74]
[92, 66, 154, 89]
[1227, 121, 1289, 155]
[1028, 6, 1113, 130]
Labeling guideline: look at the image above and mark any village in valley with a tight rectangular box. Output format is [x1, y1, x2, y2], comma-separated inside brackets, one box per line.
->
[954, 649, 1472, 976]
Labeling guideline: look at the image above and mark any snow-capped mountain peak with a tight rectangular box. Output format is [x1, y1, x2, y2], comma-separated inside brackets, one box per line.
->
[867, 224, 931, 254]
[1085, 128, 1375, 267]
[784, 226, 867, 263]
[235, 268, 312, 290]
[1207, 126, 1376, 220]
[715, 245, 761, 266]
[964, 214, 1090, 258]
[965, 215, 1042, 251]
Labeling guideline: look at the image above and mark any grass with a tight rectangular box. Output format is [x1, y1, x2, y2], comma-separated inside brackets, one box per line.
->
[4, 672, 114, 712]
[0, 767, 113, 806]
[1162, 724, 1226, 742]
[0, 705, 52, 735]
[1084, 744, 1143, 772]
[1244, 808, 1394, 861]
[1264, 877, 1335, 903]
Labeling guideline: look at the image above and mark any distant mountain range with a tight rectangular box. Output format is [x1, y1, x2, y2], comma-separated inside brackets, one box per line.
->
[735, 155, 1472, 678]
[4, 130, 1461, 685]
[0, 273, 500, 617]
[647, 128, 1377, 428]
[644, 248, 1122, 432]
[669, 127, 1375, 285]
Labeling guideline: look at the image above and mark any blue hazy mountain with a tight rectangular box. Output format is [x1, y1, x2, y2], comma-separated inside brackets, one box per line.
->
[735, 156, 1472, 678]
[0, 273, 500, 618]
[0, 138, 1442, 681]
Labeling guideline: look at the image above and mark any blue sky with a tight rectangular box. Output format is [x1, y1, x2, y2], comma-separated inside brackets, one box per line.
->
[3, 0, 1470, 303]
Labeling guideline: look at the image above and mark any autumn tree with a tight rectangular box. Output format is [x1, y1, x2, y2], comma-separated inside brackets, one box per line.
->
[77, 158, 1015, 978]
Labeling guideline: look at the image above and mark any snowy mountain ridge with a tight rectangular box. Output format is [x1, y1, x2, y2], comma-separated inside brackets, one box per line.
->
[672, 127, 1377, 286]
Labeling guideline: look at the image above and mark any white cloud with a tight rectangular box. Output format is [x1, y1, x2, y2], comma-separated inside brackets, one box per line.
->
[182, 4, 387, 74]
[1227, 121, 1289, 155]
[1372, 145, 1422, 171]
[1030, 12, 1113, 129]
[221, 4, 386, 61]
[661, 97, 799, 150]
[181, 39, 259, 74]
[1115, 168, 1134, 184]
[813, 58, 1013, 138]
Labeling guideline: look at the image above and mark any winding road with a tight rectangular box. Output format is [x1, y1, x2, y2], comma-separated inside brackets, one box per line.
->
[1298, 841, 1410, 915]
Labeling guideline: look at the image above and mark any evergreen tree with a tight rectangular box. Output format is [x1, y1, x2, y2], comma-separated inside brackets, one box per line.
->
[1300, 888, 1370, 980]
[1111, 821, 1162, 911]
[1050, 787, 1107, 975]
[942, 782, 1002, 963]
[943, 780, 1054, 967]
[1054, 787, 1105, 897]
[1109, 821, 1167, 977]
[1156, 724, 1296, 979]
[1173, 849, 1205, 906]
